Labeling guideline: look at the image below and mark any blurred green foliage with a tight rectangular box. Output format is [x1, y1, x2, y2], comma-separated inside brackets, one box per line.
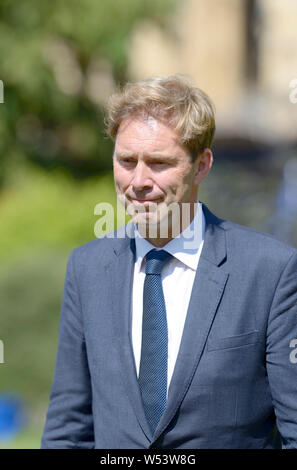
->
[0, 165, 119, 447]
[0, 0, 177, 447]
[0, 163, 117, 264]
[0, 428, 41, 449]
[0, 0, 176, 183]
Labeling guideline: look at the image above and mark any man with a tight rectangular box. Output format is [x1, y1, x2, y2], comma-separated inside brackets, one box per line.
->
[41, 75, 297, 449]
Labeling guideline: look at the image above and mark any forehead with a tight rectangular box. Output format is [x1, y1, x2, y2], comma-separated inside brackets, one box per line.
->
[115, 116, 182, 153]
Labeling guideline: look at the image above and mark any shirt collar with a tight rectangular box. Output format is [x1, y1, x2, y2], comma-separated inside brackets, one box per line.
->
[134, 201, 205, 272]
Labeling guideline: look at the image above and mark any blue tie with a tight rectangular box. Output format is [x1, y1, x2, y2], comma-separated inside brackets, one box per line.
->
[138, 249, 172, 434]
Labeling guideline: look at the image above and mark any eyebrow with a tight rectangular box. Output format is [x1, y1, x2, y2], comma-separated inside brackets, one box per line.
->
[115, 152, 177, 160]
[114, 152, 135, 158]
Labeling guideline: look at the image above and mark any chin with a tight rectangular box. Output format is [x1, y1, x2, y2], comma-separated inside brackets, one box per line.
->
[133, 211, 160, 226]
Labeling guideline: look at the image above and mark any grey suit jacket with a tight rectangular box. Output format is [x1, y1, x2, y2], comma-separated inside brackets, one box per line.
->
[41, 204, 297, 449]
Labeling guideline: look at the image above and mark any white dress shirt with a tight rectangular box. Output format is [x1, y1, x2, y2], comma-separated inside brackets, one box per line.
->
[131, 201, 205, 394]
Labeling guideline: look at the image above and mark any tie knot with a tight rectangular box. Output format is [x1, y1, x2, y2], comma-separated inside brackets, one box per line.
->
[145, 249, 172, 274]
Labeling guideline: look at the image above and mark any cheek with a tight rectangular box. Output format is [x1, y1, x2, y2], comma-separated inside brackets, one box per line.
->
[157, 177, 176, 196]
[113, 166, 128, 189]
[165, 171, 192, 194]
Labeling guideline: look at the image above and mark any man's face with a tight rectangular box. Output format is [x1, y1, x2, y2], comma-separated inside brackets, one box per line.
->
[113, 116, 203, 229]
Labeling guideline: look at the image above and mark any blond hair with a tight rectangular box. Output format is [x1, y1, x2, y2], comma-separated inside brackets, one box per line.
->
[105, 74, 216, 161]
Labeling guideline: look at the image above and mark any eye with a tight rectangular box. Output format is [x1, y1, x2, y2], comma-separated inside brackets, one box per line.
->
[120, 158, 136, 166]
[151, 161, 168, 167]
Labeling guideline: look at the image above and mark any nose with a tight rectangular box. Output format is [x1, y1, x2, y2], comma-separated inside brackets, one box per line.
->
[132, 161, 153, 192]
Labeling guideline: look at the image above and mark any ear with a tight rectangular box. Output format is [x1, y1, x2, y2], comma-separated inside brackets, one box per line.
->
[193, 148, 213, 184]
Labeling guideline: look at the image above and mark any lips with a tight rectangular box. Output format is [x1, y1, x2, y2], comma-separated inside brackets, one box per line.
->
[132, 199, 159, 203]
[128, 195, 162, 203]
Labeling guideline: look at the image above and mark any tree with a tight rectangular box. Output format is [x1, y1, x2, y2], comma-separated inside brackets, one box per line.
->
[0, 0, 176, 184]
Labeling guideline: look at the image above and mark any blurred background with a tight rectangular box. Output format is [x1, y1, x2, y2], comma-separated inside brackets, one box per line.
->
[0, 0, 296, 448]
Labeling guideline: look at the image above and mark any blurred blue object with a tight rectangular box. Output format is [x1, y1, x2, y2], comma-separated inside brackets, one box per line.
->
[0, 394, 26, 443]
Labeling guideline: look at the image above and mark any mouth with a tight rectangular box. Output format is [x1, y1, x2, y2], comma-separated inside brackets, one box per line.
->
[129, 197, 162, 204]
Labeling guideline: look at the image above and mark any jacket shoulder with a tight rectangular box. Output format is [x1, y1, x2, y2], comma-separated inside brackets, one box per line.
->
[203, 203, 297, 260]
[68, 224, 134, 266]
[221, 218, 297, 261]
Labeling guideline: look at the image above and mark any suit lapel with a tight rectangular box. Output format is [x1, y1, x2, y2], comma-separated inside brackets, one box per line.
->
[107, 227, 153, 441]
[107, 206, 229, 443]
[153, 204, 229, 441]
